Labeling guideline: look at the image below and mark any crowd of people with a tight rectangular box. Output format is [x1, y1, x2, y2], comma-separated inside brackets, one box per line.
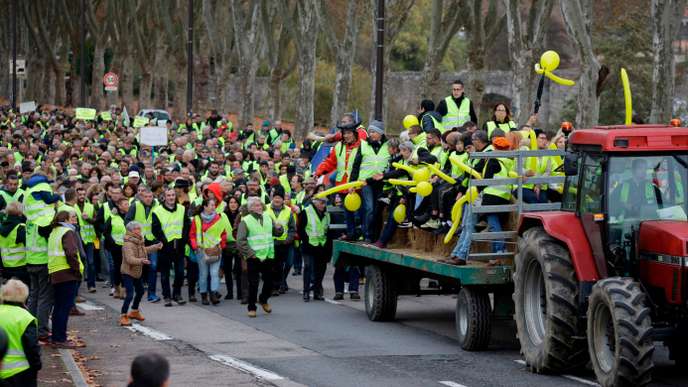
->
[0, 79, 570, 386]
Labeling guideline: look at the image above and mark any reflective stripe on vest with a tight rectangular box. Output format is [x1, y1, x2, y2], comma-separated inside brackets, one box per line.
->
[194, 214, 228, 249]
[0, 223, 25, 268]
[76, 202, 96, 243]
[243, 214, 274, 260]
[23, 182, 55, 226]
[442, 96, 471, 129]
[305, 205, 329, 247]
[279, 174, 292, 194]
[153, 205, 185, 241]
[483, 158, 513, 201]
[0, 188, 22, 205]
[359, 141, 391, 180]
[334, 142, 358, 183]
[110, 214, 126, 245]
[486, 121, 516, 138]
[266, 206, 291, 241]
[0, 304, 36, 378]
[25, 223, 48, 265]
[48, 226, 84, 275]
[134, 201, 155, 241]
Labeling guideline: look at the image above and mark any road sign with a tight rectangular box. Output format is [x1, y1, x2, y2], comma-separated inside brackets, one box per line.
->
[103, 72, 119, 91]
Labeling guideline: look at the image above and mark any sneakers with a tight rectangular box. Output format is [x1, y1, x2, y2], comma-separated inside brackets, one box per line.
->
[350, 292, 361, 300]
[248, 310, 257, 318]
[224, 293, 234, 300]
[313, 293, 324, 301]
[75, 295, 86, 303]
[109, 287, 115, 296]
[127, 309, 145, 321]
[188, 295, 198, 303]
[333, 292, 344, 301]
[119, 314, 132, 326]
[164, 298, 173, 307]
[420, 218, 441, 229]
[87, 287, 96, 293]
[261, 303, 272, 313]
[378, 197, 391, 205]
[69, 306, 85, 316]
[148, 295, 161, 303]
[398, 221, 412, 228]
[172, 296, 186, 305]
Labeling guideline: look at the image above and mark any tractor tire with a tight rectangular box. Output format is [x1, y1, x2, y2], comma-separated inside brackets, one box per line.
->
[587, 277, 654, 387]
[513, 227, 588, 373]
[364, 265, 397, 321]
[455, 287, 492, 351]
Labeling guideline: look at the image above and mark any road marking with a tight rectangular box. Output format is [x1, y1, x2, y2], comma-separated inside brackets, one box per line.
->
[439, 381, 469, 387]
[209, 354, 284, 381]
[125, 323, 173, 341]
[78, 302, 104, 311]
[324, 298, 341, 305]
[513, 360, 599, 386]
[58, 349, 90, 387]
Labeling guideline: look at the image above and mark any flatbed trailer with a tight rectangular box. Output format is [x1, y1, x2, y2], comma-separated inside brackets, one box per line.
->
[330, 149, 565, 351]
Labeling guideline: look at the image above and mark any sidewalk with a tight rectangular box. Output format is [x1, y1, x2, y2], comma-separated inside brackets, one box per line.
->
[37, 344, 78, 387]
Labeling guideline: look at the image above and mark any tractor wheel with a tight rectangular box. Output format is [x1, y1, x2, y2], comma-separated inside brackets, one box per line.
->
[513, 227, 588, 373]
[364, 265, 397, 321]
[587, 277, 654, 387]
[455, 287, 492, 351]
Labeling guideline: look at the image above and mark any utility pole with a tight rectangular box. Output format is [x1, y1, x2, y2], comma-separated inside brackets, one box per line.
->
[374, 0, 385, 121]
[11, 0, 17, 110]
[79, 0, 86, 106]
[186, 0, 194, 115]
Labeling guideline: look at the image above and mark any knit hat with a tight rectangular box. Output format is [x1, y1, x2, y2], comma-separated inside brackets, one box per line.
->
[368, 120, 384, 135]
[272, 186, 285, 199]
[262, 120, 271, 128]
[492, 137, 511, 150]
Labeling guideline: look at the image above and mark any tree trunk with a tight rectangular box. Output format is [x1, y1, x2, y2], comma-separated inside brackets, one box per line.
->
[237, 61, 258, 128]
[230, 0, 262, 128]
[269, 72, 283, 122]
[650, 0, 687, 123]
[561, 0, 600, 128]
[139, 71, 153, 109]
[174, 62, 187, 120]
[91, 43, 105, 110]
[291, 0, 319, 141]
[121, 55, 135, 113]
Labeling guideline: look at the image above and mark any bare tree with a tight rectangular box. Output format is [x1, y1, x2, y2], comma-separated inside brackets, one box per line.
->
[503, 0, 554, 123]
[230, 0, 262, 128]
[318, 0, 363, 126]
[261, 0, 296, 122]
[203, 0, 235, 111]
[280, 0, 319, 140]
[560, 0, 600, 128]
[421, 0, 464, 101]
[85, 0, 114, 110]
[650, 0, 687, 123]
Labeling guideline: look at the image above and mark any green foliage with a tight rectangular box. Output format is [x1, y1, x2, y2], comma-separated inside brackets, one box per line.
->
[390, 0, 428, 71]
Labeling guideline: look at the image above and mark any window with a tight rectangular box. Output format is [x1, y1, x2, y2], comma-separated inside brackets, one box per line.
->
[578, 154, 604, 214]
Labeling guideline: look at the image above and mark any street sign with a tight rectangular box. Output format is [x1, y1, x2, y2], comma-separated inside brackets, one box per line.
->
[8, 59, 25, 76]
[103, 72, 119, 91]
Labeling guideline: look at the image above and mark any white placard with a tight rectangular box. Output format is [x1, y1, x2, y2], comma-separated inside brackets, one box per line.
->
[139, 126, 168, 146]
[19, 101, 36, 113]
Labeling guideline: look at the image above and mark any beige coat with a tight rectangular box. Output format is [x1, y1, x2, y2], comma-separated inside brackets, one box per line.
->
[121, 231, 154, 279]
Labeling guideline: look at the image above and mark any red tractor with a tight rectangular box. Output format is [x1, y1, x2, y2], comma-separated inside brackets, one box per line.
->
[516, 124, 688, 387]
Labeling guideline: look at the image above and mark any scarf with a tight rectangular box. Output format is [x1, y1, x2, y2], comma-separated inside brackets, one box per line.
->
[201, 211, 216, 223]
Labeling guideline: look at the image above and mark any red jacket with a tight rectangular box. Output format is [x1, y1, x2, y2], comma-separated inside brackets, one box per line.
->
[189, 214, 228, 250]
[315, 134, 362, 186]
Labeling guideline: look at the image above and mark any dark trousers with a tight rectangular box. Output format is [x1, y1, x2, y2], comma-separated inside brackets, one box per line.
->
[27, 265, 53, 337]
[186, 257, 199, 296]
[247, 258, 273, 311]
[121, 274, 144, 314]
[2, 267, 30, 287]
[4, 368, 38, 387]
[83, 243, 96, 288]
[273, 244, 290, 290]
[110, 246, 123, 287]
[302, 250, 328, 295]
[521, 188, 548, 204]
[334, 265, 360, 293]
[379, 195, 403, 244]
[158, 247, 185, 299]
[223, 251, 243, 298]
[52, 280, 79, 343]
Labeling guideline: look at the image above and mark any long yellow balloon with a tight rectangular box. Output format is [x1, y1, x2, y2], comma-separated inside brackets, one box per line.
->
[448, 156, 482, 179]
[314, 181, 365, 198]
[387, 179, 417, 187]
[425, 163, 457, 184]
[392, 162, 417, 175]
[527, 130, 538, 172]
[535, 64, 576, 86]
[621, 68, 632, 126]
[443, 187, 479, 244]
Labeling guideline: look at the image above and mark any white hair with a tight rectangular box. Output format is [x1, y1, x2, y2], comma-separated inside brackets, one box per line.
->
[126, 221, 142, 232]
[247, 197, 263, 210]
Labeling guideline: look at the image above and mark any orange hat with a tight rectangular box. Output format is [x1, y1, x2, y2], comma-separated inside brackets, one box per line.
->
[492, 137, 511, 150]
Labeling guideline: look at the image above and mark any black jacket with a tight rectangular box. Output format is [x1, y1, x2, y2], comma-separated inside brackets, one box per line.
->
[436, 95, 479, 127]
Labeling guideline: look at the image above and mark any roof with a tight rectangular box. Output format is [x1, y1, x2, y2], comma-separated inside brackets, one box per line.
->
[569, 125, 688, 152]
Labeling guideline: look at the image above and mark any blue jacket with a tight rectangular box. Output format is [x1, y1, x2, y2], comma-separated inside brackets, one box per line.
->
[26, 174, 61, 204]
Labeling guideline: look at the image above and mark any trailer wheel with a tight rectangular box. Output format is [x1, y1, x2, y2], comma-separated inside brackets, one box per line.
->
[455, 287, 491, 351]
[364, 265, 397, 321]
[587, 277, 654, 387]
[514, 227, 587, 373]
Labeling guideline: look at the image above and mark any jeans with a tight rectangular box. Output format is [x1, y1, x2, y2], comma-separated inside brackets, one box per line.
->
[52, 280, 79, 343]
[521, 188, 548, 204]
[121, 274, 144, 314]
[273, 244, 290, 291]
[27, 265, 53, 337]
[302, 250, 328, 295]
[100, 248, 111, 281]
[83, 243, 96, 288]
[147, 250, 158, 297]
[359, 185, 376, 240]
[334, 265, 360, 293]
[110, 246, 123, 288]
[292, 246, 303, 272]
[246, 258, 273, 311]
[345, 207, 359, 238]
[451, 203, 476, 260]
[281, 246, 295, 289]
[198, 251, 221, 293]
[486, 213, 504, 252]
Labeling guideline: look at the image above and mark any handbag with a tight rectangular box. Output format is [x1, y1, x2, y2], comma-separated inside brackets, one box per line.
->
[200, 228, 222, 264]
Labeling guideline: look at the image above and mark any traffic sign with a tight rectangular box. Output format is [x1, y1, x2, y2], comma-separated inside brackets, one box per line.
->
[103, 72, 119, 91]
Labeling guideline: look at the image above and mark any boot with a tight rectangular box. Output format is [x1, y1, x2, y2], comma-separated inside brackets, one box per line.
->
[210, 292, 220, 305]
[127, 309, 145, 321]
[201, 293, 209, 305]
[119, 314, 131, 326]
[188, 291, 197, 303]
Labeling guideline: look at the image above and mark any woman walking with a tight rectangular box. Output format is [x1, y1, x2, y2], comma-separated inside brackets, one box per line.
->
[190, 198, 232, 305]
[119, 222, 162, 326]
[222, 196, 242, 300]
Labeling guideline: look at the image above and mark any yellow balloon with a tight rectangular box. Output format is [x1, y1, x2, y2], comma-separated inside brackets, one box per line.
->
[392, 161, 417, 174]
[344, 192, 361, 212]
[387, 179, 417, 187]
[540, 50, 560, 72]
[412, 167, 431, 182]
[314, 181, 365, 198]
[449, 156, 482, 179]
[620, 68, 633, 126]
[543, 70, 575, 86]
[403, 114, 420, 130]
[411, 181, 433, 197]
[425, 163, 456, 184]
[393, 204, 406, 223]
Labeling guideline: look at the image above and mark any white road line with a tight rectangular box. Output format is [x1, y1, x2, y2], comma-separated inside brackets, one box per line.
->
[324, 298, 342, 305]
[439, 381, 469, 387]
[513, 360, 599, 386]
[58, 349, 90, 387]
[125, 323, 173, 341]
[209, 354, 285, 381]
[77, 302, 104, 311]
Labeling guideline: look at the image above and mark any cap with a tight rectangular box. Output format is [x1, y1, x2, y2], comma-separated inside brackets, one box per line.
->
[174, 179, 191, 189]
[368, 120, 384, 135]
[272, 186, 285, 199]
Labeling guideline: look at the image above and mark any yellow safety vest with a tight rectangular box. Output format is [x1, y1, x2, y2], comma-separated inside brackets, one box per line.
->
[483, 158, 513, 201]
[359, 141, 391, 180]
[76, 202, 96, 244]
[0, 223, 25, 268]
[243, 214, 274, 260]
[266, 206, 291, 241]
[486, 120, 516, 138]
[48, 226, 84, 275]
[153, 205, 185, 242]
[134, 201, 156, 241]
[335, 142, 359, 183]
[23, 182, 55, 226]
[194, 213, 231, 249]
[0, 304, 36, 379]
[442, 96, 471, 129]
[305, 205, 329, 247]
[110, 213, 126, 246]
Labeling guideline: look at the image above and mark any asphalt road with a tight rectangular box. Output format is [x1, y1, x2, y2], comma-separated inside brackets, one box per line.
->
[85, 267, 688, 387]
